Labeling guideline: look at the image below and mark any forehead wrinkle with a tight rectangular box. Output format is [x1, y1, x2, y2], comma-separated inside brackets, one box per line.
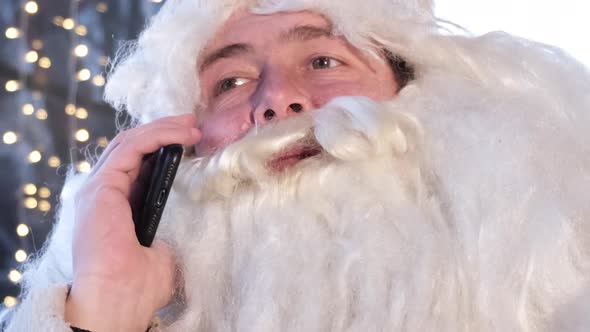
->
[198, 19, 335, 74]
[199, 43, 254, 73]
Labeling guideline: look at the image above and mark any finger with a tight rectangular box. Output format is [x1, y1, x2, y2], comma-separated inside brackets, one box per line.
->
[89, 125, 200, 199]
[91, 114, 197, 175]
[93, 114, 196, 170]
[98, 125, 201, 176]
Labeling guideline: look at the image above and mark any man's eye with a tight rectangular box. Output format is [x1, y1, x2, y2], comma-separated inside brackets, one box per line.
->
[215, 77, 250, 95]
[311, 56, 342, 70]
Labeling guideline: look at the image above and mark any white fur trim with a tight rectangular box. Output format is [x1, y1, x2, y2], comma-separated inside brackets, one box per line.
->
[3, 284, 72, 332]
[0, 173, 87, 331]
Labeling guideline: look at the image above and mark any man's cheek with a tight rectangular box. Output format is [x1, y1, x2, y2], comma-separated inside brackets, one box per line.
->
[310, 84, 369, 108]
[198, 118, 253, 154]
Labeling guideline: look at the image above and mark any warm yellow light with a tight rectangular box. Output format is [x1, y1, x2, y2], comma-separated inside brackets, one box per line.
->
[32, 39, 43, 50]
[97, 136, 109, 147]
[39, 187, 51, 198]
[77, 68, 91, 81]
[38, 200, 51, 212]
[75, 107, 88, 119]
[99, 56, 109, 67]
[74, 44, 88, 57]
[25, 50, 38, 63]
[96, 2, 108, 13]
[3, 131, 18, 145]
[75, 129, 90, 142]
[77, 161, 92, 173]
[24, 1, 38, 14]
[3, 296, 17, 308]
[92, 75, 105, 87]
[65, 103, 76, 115]
[52, 16, 64, 26]
[38, 187, 51, 198]
[22, 104, 34, 115]
[75, 25, 87, 36]
[5, 80, 20, 92]
[5, 27, 20, 39]
[39, 57, 51, 68]
[62, 18, 75, 30]
[23, 183, 37, 195]
[15, 250, 28, 263]
[48, 156, 61, 168]
[24, 197, 38, 209]
[35, 109, 48, 120]
[16, 224, 30, 237]
[8, 270, 22, 283]
[27, 150, 42, 163]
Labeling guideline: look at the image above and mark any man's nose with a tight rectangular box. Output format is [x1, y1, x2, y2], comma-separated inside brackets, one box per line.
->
[251, 70, 312, 124]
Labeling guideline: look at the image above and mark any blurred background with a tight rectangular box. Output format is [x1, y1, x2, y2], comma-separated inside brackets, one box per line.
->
[0, 0, 588, 312]
[0, 0, 165, 312]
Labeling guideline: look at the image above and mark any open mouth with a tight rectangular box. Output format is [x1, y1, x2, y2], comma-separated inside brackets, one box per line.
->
[268, 142, 323, 172]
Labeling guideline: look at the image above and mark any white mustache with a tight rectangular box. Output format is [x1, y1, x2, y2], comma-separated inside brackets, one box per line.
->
[175, 96, 421, 200]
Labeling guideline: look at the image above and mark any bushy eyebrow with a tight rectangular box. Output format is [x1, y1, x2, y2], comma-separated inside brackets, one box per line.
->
[199, 24, 334, 73]
[279, 24, 334, 42]
[199, 43, 254, 73]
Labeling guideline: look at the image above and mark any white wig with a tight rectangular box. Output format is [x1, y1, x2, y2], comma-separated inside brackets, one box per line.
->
[104, 0, 436, 123]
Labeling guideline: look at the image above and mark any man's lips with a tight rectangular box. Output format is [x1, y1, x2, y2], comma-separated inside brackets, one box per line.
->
[268, 144, 323, 172]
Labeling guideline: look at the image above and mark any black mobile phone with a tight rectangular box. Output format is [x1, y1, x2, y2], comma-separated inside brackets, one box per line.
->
[130, 144, 183, 247]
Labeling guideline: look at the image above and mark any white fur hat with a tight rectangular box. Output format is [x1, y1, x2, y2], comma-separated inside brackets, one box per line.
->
[104, 0, 436, 124]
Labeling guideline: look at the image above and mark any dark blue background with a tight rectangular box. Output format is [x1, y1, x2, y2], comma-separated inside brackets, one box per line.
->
[0, 0, 164, 309]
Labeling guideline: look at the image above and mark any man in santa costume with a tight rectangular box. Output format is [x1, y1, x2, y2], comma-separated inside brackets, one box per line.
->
[2, 0, 590, 331]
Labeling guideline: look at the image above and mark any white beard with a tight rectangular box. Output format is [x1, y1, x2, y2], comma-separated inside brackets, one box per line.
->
[154, 36, 590, 331]
[158, 96, 454, 331]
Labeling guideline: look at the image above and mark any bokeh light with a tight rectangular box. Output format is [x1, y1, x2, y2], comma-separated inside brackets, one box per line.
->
[75, 129, 90, 142]
[3, 296, 17, 308]
[8, 270, 22, 284]
[15, 250, 28, 263]
[16, 224, 30, 237]
[3, 131, 18, 145]
[5, 27, 20, 39]
[23, 183, 37, 196]
[27, 150, 42, 163]
[24, 1, 39, 14]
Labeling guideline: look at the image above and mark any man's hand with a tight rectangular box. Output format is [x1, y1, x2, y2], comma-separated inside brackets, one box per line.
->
[65, 114, 201, 332]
